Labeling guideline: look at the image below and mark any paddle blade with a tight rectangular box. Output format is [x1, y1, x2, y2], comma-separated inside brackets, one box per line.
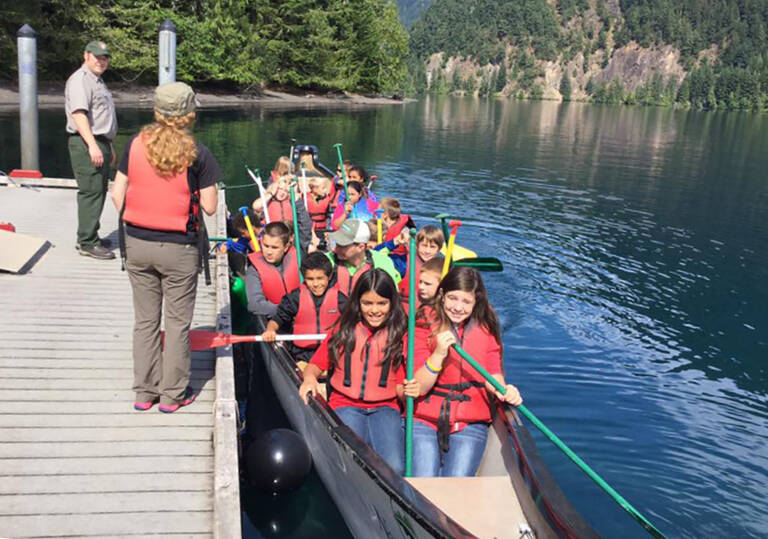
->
[453, 257, 503, 272]
[188, 330, 235, 350]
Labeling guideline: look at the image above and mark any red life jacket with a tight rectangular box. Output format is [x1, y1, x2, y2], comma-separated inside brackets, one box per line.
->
[293, 284, 341, 348]
[399, 253, 422, 301]
[414, 317, 497, 434]
[247, 247, 300, 304]
[265, 197, 294, 224]
[384, 214, 414, 256]
[307, 192, 331, 230]
[123, 136, 195, 232]
[329, 323, 400, 402]
[335, 250, 374, 296]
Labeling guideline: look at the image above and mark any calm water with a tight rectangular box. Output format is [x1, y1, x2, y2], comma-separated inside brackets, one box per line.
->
[2, 97, 766, 538]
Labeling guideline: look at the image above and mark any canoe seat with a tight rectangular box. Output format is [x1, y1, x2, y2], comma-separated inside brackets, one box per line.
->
[406, 476, 528, 538]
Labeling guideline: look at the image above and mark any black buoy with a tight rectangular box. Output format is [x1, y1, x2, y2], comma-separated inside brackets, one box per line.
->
[246, 428, 312, 494]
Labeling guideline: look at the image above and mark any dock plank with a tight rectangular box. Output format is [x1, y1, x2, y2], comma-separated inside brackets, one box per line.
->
[0, 185, 234, 537]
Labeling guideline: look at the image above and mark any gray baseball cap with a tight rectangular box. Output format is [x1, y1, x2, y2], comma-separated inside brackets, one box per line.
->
[329, 219, 370, 246]
[154, 82, 197, 117]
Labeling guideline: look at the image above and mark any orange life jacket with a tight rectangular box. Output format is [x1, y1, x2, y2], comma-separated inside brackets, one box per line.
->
[307, 192, 332, 230]
[293, 284, 341, 348]
[123, 136, 195, 232]
[265, 197, 294, 224]
[329, 323, 400, 402]
[414, 318, 496, 436]
[334, 251, 374, 296]
[247, 247, 300, 304]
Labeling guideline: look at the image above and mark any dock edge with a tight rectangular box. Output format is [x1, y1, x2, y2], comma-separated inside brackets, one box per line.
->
[213, 189, 242, 538]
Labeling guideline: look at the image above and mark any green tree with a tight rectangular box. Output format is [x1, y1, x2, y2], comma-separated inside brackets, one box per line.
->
[559, 75, 572, 100]
[495, 61, 507, 93]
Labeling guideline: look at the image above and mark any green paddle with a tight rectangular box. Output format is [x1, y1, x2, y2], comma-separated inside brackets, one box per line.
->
[453, 257, 504, 272]
[289, 182, 303, 284]
[435, 212, 450, 241]
[405, 228, 417, 477]
[451, 343, 667, 539]
[332, 143, 349, 201]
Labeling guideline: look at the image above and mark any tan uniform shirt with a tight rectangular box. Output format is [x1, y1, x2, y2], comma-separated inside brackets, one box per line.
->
[65, 64, 118, 141]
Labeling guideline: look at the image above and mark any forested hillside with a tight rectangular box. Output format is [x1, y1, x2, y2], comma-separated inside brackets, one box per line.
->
[0, 0, 408, 95]
[409, 0, 768, 110]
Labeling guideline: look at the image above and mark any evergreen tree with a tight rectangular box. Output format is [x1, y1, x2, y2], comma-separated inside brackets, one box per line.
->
[495, 61, 507, 93]
[559, 75, 572, 101]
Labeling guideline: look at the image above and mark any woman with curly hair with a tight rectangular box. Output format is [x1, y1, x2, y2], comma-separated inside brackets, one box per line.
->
[111, 82, 221, 413]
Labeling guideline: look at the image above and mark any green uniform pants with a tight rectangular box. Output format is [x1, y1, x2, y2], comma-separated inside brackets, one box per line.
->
[68, 136, 112, 247]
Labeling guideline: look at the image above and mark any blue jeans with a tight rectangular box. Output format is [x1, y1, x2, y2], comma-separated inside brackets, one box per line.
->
[335, 406, 405, 475]
[411, 420, 488, 477]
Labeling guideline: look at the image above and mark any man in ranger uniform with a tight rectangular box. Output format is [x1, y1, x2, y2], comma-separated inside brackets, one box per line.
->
[65, 40, 118, 260]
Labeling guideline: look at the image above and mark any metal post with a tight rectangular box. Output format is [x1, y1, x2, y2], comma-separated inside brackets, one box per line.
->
[17, 24, 38, 171]
[158, 19, 177, 86]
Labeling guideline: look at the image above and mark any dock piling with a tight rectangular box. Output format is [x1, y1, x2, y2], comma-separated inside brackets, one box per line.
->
[17, 24, 39, 172]
[158, 19, 177, 85]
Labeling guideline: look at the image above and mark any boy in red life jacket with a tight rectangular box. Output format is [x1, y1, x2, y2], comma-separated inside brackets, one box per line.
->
[299, 269, 408, 475]
[402, 267, 523, 477]
[399, 225, 444, 300]
[244, 222, 301, 317]
[260, 251, 346, 365]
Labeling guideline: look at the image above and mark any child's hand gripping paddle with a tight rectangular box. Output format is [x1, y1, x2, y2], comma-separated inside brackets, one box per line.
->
[441, 220, 462, 278]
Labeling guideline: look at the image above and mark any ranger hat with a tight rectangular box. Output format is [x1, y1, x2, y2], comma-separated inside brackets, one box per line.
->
[84, 40, 110, 57]
[154, 82, 197, 117]
[329, 219, 370, 246]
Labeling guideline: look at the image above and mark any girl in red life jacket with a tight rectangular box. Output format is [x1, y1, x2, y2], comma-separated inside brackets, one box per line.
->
[260, 251, 346, 365]
[300, 269, 408, 475]
[402, 267, 523, 477]
[251, 174, 294, 225]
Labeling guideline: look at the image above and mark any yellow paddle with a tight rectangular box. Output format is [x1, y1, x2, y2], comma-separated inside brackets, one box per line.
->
[238, 206, 261, 253]
[441, 220, 462, 278]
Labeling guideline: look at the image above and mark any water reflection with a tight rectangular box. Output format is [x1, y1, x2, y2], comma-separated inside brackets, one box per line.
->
[2, 98, 767, 538]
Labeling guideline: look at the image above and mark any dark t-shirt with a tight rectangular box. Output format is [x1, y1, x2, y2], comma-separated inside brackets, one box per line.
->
[118, 134, 222, 244]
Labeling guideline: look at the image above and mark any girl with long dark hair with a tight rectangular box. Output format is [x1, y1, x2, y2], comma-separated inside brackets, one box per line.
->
[300, 269, 408, 473]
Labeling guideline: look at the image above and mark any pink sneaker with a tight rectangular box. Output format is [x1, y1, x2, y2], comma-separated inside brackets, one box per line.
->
[158, 389, 197, 413]
[134, 397, 159, 411]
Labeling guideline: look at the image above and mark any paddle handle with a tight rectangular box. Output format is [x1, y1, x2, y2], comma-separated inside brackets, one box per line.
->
[405, 228, 417, 477]
[333, 143, 348, 201]
[238, 206, 259, 253]
[242, 333, 326, 343]
[441, 221, 462, 278]
[246, 166, 270, 224]
[451, 343, 666, 539]
[289, 186, 303, 283]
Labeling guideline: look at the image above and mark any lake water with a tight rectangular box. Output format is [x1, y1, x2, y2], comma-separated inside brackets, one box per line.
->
[2, 97, 766, 538]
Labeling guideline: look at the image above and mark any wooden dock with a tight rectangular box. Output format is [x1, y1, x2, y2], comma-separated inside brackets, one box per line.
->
[0, 178, 241, 538]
